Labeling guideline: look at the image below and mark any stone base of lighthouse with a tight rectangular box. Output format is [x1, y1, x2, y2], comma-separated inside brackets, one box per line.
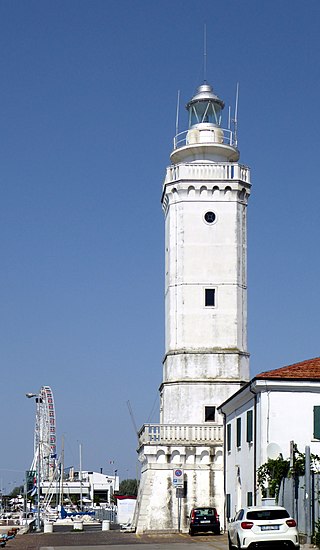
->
[133, 425, 224, 533]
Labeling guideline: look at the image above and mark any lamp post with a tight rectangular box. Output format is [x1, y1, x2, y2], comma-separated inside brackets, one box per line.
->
[114, 469, 118, 493]
[26, 392, 41, 532]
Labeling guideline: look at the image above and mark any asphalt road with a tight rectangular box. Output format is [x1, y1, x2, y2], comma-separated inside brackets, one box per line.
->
[7, 527, 228, 550]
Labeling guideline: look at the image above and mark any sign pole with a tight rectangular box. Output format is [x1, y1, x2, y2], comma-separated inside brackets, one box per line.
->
[173, 469, 184, 532]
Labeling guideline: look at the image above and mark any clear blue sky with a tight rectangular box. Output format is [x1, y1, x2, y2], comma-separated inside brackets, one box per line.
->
[0, 0, 319, 492]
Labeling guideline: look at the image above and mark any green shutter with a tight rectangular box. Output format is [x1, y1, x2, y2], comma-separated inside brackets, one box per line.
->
[246, 410, 253, 443]
[227, 423, 231, 451]
[226, 494, 231, 519]
[236, 418, 241, 447]
[314, 406, 320, 439]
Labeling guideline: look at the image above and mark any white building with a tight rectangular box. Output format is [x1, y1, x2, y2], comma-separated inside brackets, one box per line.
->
[41, 470, 119, 505]
[218, 356, 320, 519]
[134, 81, 251, 533]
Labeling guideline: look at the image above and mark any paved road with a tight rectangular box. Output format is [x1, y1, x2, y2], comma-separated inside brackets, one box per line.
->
[8, 528, 228, 550]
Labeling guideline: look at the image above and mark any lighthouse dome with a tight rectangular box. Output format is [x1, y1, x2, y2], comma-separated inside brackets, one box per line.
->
[187, 82, 224, 109]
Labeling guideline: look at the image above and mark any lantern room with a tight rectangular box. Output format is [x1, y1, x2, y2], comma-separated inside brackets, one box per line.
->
[186, 83, 224, 128]
[170, 81, 239, 164]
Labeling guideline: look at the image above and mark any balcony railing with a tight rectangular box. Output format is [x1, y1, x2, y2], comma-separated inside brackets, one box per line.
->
[173, 128, 236, 149]
[165, 162, 250, 185]
[138, 423, 223, 446]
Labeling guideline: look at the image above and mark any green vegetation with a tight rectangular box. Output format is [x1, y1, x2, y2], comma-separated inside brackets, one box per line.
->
[118, 478, 139, 496]
[314, 520, 320, 548]
[257, 456, 290, 499]
[257, 446, 320, 500]
[8, 485, 24, 497]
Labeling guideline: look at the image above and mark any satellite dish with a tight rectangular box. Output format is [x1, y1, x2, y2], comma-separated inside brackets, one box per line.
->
[267, 443, 282, 459]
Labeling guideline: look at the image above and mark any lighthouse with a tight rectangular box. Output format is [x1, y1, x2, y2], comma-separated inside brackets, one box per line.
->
[135, 81, 251, 533]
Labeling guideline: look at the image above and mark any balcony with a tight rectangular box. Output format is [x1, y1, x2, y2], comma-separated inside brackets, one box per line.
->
[138, 423, 223, 446]
[164, 162, 250, 186]
[173, 128, 237, 150]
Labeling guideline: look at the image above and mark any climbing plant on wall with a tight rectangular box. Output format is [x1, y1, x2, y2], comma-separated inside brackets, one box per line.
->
[257, 446, 320, 500]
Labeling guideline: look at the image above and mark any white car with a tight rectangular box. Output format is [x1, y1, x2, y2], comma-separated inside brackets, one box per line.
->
[228, 506, 300, 550]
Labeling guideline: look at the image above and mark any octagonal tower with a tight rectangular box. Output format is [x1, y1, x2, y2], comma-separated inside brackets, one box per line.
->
[135, 81, 251, 533]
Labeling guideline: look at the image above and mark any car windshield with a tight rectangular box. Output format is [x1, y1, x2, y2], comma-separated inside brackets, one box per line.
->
[195, 509, 214, 516]
[246, 510, 290, 521]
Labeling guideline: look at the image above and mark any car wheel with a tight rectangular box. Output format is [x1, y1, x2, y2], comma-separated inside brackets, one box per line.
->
[228, 534, 233, 549]
[237, 535, 242, 550]
[214, 529, 221, 535]
[189, 528, 194, 536]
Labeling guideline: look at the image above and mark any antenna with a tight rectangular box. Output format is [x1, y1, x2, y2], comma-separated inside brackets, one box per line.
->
[234, 82, 239, 146]
[203, 24, 207, 82]
[175, 89, 180, 138]
[228, 106, 231, 130]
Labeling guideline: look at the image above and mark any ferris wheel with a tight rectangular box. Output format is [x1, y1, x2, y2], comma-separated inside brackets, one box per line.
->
[29, 385, 57, 482]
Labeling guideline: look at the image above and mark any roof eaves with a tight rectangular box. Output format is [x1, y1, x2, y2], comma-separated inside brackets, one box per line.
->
[218, 379, 254, 412]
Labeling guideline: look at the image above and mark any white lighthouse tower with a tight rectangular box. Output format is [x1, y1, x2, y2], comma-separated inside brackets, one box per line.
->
[135, 81, 251, 533]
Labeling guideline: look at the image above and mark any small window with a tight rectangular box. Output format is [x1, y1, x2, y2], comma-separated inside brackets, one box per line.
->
[205, 288, 215, 307]
[236, 418, 241, 448]
[314, 406, 320, 439]
[246, 410, 253, 443]
[205, 406, 215, 422]
[247, 492, 253, 507]
[227, 423, 231, 452]
[204, 211, 216, 224]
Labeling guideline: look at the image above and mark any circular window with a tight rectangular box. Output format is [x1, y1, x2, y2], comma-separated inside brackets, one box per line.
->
[204, 211, 216, 224]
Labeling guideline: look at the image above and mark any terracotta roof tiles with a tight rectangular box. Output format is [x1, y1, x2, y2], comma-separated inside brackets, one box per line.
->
[257, 357, 320, 380]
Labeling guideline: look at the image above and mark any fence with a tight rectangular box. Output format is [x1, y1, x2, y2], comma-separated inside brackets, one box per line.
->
[93, 506, 117, 523]
[278, 473, 320, 541]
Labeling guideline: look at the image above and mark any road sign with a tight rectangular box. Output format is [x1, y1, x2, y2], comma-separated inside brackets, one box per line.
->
[173, 468, 184, 488]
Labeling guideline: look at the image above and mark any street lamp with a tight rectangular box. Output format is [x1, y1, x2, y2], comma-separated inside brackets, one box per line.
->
[26, 392, 41, 532]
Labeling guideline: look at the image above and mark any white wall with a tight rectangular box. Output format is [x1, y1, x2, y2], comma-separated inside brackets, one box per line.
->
[259, 387, 320, 463]
[224, 393, 255, 516]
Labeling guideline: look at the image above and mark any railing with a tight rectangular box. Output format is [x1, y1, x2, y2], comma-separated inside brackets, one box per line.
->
[138, 423, 223, 445]
[165, 162, 250, 185]
[173, 128, 236, 149]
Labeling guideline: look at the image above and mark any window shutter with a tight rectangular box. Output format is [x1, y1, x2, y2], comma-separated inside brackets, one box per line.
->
[227, 423, 231, 451]
[246, 410, 253, 443]
[226, 494, 231, 519]
[236, 418, 241, 447]
[314, 406, 320, 439]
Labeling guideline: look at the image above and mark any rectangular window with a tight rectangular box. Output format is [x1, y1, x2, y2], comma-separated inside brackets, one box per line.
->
[314, 406, 320, 439]
[247, 492, 253, 507]
[205, 406, 215, 422]
[236, 418, 241, 448]
[246, 410, 253, 443]
[227, 423, 231, 452]
[205, 288, 215, 307]
[226, 494, 231, 520]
